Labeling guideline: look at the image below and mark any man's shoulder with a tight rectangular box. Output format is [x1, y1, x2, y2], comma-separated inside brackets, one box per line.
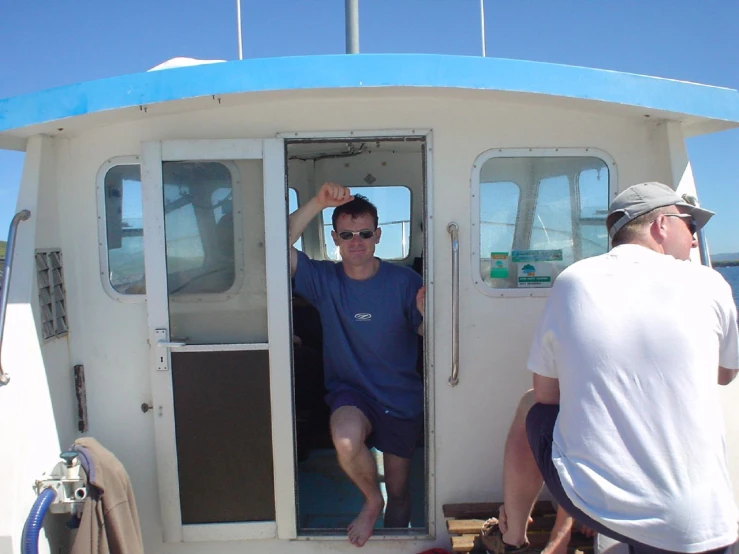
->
[380, 260, 422, 284]
[690, 262, 735, 293]
[297, 250, 339, 271]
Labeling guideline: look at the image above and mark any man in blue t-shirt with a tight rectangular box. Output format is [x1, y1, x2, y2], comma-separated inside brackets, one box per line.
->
[289, 182, 425, 547]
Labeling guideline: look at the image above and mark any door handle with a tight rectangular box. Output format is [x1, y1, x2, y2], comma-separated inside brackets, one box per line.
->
[157, 340, 187, 348]
[447, 222, 459, 387]
[154, 329, 187, 348]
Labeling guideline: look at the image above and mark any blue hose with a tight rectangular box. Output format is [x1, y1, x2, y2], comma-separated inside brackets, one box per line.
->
[21, 488, 57, 554]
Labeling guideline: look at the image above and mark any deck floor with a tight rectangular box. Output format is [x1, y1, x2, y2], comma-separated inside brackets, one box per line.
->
[297, 447, 426, 530]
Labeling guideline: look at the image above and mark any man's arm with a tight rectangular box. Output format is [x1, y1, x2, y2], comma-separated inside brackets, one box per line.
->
[416, 285, 425, 336]
[289, 182, 353, 276]
[718, 366, 738, 386]
[533, 373, 560, 405]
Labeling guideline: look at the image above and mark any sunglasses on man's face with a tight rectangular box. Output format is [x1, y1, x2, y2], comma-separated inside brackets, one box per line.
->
[337, 229, 375, 241]
[664, 213, 697, 235]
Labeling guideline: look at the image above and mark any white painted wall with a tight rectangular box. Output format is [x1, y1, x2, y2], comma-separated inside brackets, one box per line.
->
[0, 136, 63, 554]
[5, 87, 735, 553]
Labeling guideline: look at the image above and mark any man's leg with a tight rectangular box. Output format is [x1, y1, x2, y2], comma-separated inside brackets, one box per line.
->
[500, 390, 546, 546]
[330, 405, 384, 547]
[483, 390, 573, 554]
[383, 453, 412, 528]
[543, 506, 573, 554]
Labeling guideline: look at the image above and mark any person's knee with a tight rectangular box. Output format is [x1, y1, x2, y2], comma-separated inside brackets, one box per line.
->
[332, 431, 364, 460]
[330, 407, 369, 459]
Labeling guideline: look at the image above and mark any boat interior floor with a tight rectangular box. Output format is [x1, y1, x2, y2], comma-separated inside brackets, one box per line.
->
[297, 447, 426, 531]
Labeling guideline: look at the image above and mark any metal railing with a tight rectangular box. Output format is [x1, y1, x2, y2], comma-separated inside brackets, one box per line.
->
[447, 222, 460, 387]
[0, 210, 32, 387]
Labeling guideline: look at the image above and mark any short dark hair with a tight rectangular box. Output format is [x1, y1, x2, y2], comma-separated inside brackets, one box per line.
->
[607, 206, 671, 246]
[331, 194, 378, 230]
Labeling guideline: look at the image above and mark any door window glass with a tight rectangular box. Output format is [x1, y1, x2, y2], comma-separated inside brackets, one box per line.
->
[163, 162, 236, 295]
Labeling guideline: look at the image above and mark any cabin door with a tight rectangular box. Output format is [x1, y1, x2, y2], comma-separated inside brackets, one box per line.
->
[141, 139, 296, 542]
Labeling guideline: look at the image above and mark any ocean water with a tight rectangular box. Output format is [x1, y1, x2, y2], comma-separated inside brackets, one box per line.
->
[716, 265, 739, 309]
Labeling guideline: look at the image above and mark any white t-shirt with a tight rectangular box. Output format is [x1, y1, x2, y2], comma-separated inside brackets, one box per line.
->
[528, 244, 739, 552]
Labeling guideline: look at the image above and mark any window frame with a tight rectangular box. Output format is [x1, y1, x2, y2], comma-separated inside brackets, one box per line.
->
[470, 147, 616, 298]
[288, 187, 303, 252]
[96, 156, 245, 302]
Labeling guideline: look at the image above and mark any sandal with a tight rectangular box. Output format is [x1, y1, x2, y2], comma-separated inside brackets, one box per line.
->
[480, 518, 537, 554]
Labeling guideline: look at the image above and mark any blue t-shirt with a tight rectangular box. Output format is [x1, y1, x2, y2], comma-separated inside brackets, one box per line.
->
[293, 250, 423, 420]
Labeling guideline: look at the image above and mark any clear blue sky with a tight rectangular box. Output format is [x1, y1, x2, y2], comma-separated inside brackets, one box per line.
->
[1, 0, 738, 253]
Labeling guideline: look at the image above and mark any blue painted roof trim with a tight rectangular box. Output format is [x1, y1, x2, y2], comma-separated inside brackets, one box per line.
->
[2, 54, 739, 133]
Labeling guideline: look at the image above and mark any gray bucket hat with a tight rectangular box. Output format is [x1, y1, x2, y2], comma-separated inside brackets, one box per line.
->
[607, 182, 714, 238]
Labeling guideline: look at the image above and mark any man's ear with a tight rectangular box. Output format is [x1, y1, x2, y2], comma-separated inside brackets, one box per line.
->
[375, 227, 382, 244]
[652, 214, 668, 240]
[331, 230, 340, 246]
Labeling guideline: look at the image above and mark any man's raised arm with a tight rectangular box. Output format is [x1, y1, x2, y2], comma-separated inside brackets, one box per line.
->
[289, 182, 353, 276]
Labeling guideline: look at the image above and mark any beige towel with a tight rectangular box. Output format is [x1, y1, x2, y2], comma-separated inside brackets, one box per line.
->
[70, 437, 144, 554]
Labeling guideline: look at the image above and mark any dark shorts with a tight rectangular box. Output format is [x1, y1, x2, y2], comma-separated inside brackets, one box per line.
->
[526, 403, 731, 554]
[326, 388, 421, 459]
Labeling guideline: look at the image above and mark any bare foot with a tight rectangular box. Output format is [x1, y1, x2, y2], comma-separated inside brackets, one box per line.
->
[347, 497, 384, 547]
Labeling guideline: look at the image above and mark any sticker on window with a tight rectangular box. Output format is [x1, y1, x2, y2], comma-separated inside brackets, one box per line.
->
[489, 252, 510, 280]
[512, 250, 563, 288]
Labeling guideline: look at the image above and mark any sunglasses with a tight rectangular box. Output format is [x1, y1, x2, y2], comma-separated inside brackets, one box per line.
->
[337, 229, 375, 241]
[664, 213, 697, 235]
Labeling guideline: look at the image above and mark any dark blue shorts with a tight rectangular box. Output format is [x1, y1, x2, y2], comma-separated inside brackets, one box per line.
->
[326, 388, 421, 459]
[526, 403, 731, 554]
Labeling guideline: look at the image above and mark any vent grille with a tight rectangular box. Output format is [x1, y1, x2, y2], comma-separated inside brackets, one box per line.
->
[36, 250, 68, 340]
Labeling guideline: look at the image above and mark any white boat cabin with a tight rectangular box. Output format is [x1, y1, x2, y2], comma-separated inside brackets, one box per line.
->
[1, 54, 739, 554]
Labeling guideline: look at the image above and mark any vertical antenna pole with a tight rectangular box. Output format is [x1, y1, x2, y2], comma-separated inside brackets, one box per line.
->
[480, 0, 486, 57]
[346, 0, 359, 54]
[237, 0, 244, 60]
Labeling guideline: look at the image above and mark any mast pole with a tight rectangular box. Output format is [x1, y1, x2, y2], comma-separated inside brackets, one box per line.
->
[346, 0, 359, 54]
[237, 0, 244, 60]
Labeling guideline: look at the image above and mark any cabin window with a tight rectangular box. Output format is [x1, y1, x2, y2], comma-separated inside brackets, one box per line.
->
[474, 152, 611, 291]
[100, 160, 241, 298]
[289, 187, 303, 251]
[480, 181, 521, 259]
[102, 164, 145, 295]
[321, 185, 412, 261]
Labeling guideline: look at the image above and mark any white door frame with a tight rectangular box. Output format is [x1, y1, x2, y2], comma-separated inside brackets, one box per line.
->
[141, 138, 295, 543]
[281, 129, 437, 538]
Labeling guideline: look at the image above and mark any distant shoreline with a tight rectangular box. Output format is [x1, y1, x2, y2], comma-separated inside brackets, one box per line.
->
[713, 260, 739, 268]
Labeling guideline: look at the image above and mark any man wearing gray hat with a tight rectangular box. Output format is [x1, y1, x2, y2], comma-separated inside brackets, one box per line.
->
[481, 182, 739, 554]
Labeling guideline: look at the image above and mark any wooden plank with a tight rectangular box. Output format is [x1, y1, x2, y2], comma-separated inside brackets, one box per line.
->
[450, 534, 477, 552]
[447, 518, 558, 535]
[447, 519, 486, 535]
[443, 500, 555, 519]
